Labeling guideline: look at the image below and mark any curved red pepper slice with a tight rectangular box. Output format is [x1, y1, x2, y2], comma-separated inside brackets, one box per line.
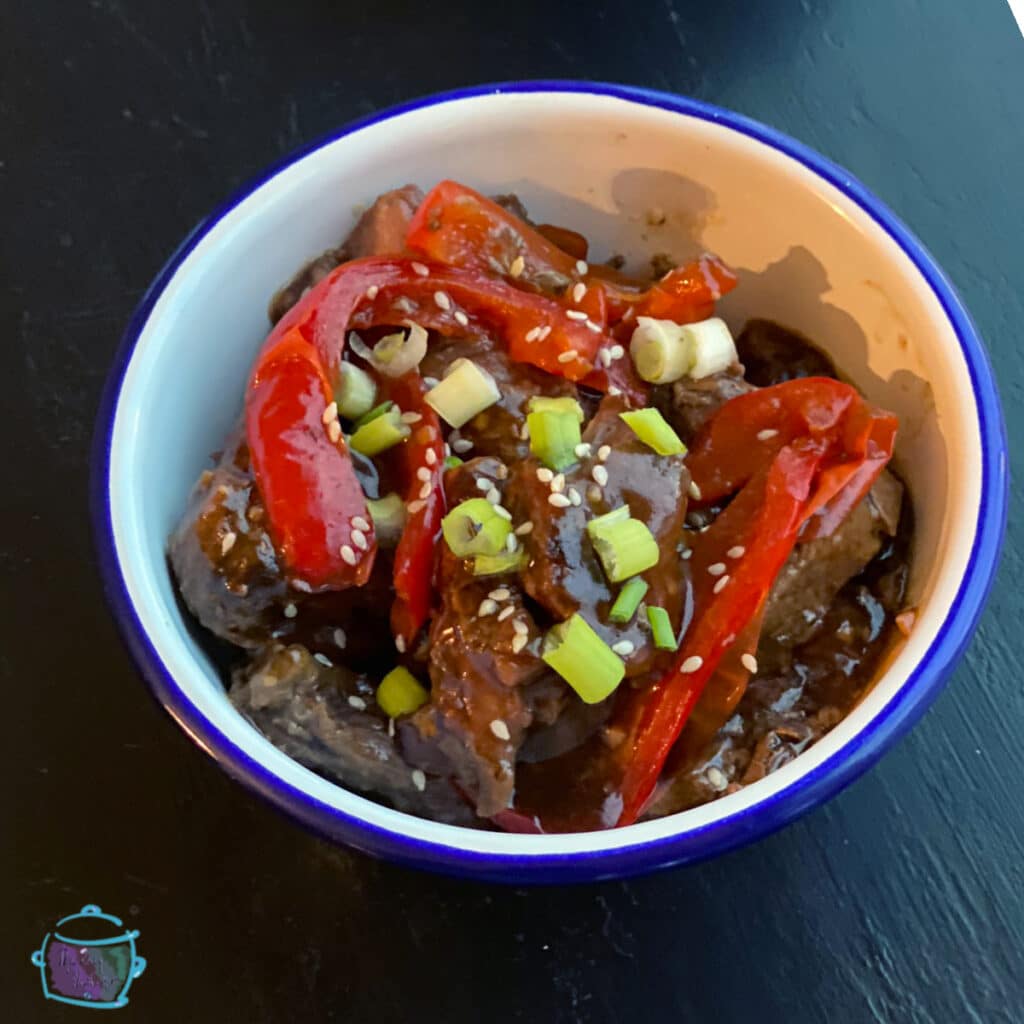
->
[498, 379, 897, 832]
[380, 372, 446, 648]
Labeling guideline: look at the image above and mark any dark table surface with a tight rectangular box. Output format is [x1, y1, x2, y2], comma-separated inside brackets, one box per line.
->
[4, 1, 1023, 1020]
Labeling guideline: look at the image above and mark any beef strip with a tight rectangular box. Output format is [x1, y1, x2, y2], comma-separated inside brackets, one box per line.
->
[230, 644, 475, 825]
[268, 184, 425, 324]
[418, 334, 578, 466]
[736, 318, 838, 385]
[657, 365, 756, 443]
[506, 394, 691, 678]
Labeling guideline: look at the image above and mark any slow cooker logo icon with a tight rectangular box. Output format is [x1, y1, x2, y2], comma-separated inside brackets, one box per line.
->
[30, 904, 147, 1009]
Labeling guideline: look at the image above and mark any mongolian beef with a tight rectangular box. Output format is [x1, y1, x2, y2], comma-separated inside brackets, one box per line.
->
[169, 180, 913, 832]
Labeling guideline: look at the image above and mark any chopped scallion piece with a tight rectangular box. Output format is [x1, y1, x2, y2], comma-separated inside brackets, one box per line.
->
[542, 614, 625, 704]
[609, 577, 649, 623]
[619, 408, 687, 456]
[370, 323, 428, 378]
[377, 666, 429, 718]
[349, 405, 410, 456]
[444, 455, 464, 470]
[646, 605, 678, 650]
[527, 395, 585, 423]
[527, 409, 582, 471]
[587, 505, 659, 583]
[441, 498, 511, 557]
[334, 362, 378, 420]
[353, 400, 394, 430]
[629, 317, 693, 384]
[685, 317, 738, 379]
[367, 492, 407, 547]
[472, 549, 527, 576]
[425, 358, 500, 427]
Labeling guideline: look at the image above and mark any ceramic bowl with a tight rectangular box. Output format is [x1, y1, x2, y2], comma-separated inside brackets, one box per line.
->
[93, 82, 1007, 883]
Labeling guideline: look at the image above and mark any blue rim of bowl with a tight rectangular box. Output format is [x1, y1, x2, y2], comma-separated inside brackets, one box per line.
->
[90, 81, 1007, 883]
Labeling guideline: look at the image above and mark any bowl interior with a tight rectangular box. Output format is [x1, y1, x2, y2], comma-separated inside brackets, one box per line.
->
[107, 89, 982, 857]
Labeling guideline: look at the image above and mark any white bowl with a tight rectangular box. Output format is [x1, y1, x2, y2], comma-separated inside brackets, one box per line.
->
[93, 83, 1006, 882]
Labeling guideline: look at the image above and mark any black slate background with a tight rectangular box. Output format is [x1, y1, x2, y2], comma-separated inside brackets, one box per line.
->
[3, 1, 1023, 1020]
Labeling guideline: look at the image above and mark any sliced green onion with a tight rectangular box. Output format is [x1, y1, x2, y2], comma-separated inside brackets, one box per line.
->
[472, 549, 527, 576]
[685, 317, 738, 379]
[527, 395, 585, 423]
[334, 362, 378, 420]
[444, 455, 464, 470]
[527, 410, 582, 471]
[587, 505, 659, 583]
[353, 400, 394, 430]
[609, 577, 649, 624]
[629, 317, 693, 384]
[377, 666, 429, 718]
[367, 492, 407, 547]
[370, 322, 428, 378]
[646, 605, 678, 650]
[349, 405, 410, 456]
[619, 408, 687, 456]
[425, 358, 500, 427]
[542, 614, 625, 705]
[441, 498, 511, 557]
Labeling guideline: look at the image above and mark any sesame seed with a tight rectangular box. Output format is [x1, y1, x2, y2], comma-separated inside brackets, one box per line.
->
[418, 481, 432, 499]
[290, 649, 301, 663]
[512, 619, 529, 636]
[423, 376, 440, 388]
[599, 347, 612, 368]
[537, 325, 552, 341]
[496, 463, 509, 480]
[340, 545, 357, 565]
[321, 401, 339, 425]
[416, 466, 431, 482]
[592, 465, 609, 486]
[565, 309, 588, 321]
[283, 603, 297, 619]
[550, 473, 565, 492]
[352, 515, 370, 532]
[348, 695, 367, 710]
[713, 575, 730, 594]
[490, 719, 511, 740]
[314, 653, 334, 667]
[741, 653, 758, 674]
[489, 587, 511, 601]
[707, 766, 728, 791]
[612, 640, 635, 656]
[557, 350, 577, 363]
[407, 499, 426, 515]
[334, 628, 347, 648]
[493, 505, 512, 521]
[680, 655, 704, 673]
[291, 579, 312, 593]
[572, 282, 587, 303]
[757, 429, 779, 441]
[327, 420, 342, 444]
[505, 533, 518, 552]
[525, 326, 542, 343]
[400, 411, 423, 424]
[388, 717, 395, 737]
[425, 448, 438, 466]
[536, 467, 553, 483]
[609, 344, 625, 361]
[510, 255, 525, 278]
[395, 635, 407, 653]
[575, 442, 592, 458]
[608, 385, 622, 396]
[727, 546, 746, 558]
[681, 548, 693, 560]
[585, 320, 602, 333]
[515, 521, 534, 535]
[434, 290, 451, 311]
[587, 484, 603, 503]
[485, 486, 501, 505]
[452, 437, 474, 453]
[221, 531, 237, 556]
[689, 481, 703, 501]
[366, 285, 379, 300]
[453, 310, 469, 327]
[351, 529, 368, 550]
[597, 445, 611, 462]
[478, 598, 499, 617]
[411, 769, 426, 791]
[576, 259, 589, 275]
[476, 477, 491, 491]
[548, 493, 572, 508]
[497, 605, 516, 622]
[519, 422, 530, 440]
[412, 261, 429, 277]
[568, 487, 582, 506]
[708, 562, 727, 576]
[511, 634, 529, 654]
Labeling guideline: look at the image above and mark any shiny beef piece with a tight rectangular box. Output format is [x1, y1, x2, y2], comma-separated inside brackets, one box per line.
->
[660, 365, 755, 443]
[419, 334, 577, 466]
[507, 395, 691, 678]
[736, 318, 837, 386]
[230, 645, 474, 825]
[268, 185, 425, 323]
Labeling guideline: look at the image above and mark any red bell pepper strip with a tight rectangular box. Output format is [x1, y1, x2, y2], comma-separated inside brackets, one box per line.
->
[498, 379, 897, 832]
[380, 372, 446, 648]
